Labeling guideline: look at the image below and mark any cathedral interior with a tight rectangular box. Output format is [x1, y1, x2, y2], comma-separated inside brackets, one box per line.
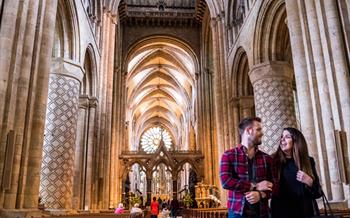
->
[0, 0, 350, 217]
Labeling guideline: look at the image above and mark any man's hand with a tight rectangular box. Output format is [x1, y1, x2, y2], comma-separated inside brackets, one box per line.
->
[296, 170, 313, 187]
[245, 191, 260, 204]
[256, 180, 273, 191]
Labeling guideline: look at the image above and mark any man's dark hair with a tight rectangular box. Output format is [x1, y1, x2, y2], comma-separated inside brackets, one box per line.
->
[238, 117, 261, 135]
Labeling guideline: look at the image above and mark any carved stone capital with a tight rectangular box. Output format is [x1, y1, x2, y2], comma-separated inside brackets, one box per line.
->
[89, 97, 98, 108]
[51, 58, 85, 83]
[79, 95, 90, 109]
[249, 61, 294, 85]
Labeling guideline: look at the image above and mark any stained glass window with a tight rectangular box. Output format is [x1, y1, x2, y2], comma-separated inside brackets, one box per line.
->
[141, 127, 172, 153]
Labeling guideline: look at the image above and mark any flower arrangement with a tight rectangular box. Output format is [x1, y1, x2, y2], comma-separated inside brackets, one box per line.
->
[129, 195, 141, 208]
[183, 193, 193, 208]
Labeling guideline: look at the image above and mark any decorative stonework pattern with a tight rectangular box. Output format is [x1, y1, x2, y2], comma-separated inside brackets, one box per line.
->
[253, 78, 296, 154]
[40, 74, 80, 209]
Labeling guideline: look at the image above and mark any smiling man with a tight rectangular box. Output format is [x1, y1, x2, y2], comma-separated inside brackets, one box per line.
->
[220, 117, 274, 218]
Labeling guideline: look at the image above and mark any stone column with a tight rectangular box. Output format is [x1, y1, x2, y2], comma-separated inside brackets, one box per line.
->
[72, 98, 88, 210]
[1, 0, 40, 209]
[303, 0, 344, 200]
[84, 97, 97, 210]
[39, 58, 84, 210]
[23, 0, 58, 209]
[285, 0, 320, 173]
[322, 0, 350, 168]
[249, 61, 297, 154]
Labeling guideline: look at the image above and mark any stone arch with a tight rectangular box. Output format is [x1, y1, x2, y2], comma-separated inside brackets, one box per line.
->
[122, 161, 148, 181]
[230, 47, 255, 143]
[125, 35, 199, 77]
[82, 44, 98, 96]
[226, 0, 245, 30]
[231, 47, 253, 97]
[177, 160, 200, 177]
[53, 0, 79, 60]
[253, 0, 288, 64]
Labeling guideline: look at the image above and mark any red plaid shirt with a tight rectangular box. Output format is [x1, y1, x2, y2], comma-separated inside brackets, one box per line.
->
[220, 144, 273, 216]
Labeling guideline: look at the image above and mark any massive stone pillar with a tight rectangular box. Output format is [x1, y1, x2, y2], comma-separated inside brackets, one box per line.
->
[210, 16, 228, 206]
[285, 0, 320, 174]
[249, 61, 297, 154]
[0, 1, 57, 213]
[302, 0, 344, 201]
[322, 1, 350, 186]
[39, 59, 83, 210]
[22, 0, 58, 210]
[323, 0, 350, 131]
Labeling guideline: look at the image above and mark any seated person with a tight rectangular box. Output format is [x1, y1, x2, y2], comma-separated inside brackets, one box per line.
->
[130, 203, 143, 218]
[114, 203, 124, 214]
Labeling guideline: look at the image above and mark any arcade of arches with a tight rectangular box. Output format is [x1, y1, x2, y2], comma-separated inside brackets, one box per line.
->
[0, 0, 350, 217]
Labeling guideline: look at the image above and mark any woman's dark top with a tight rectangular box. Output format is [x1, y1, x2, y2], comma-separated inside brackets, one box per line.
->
[271, 157, 322, 218]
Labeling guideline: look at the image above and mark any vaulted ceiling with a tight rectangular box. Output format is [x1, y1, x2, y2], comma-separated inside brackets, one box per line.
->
[126, 37, 198, 150]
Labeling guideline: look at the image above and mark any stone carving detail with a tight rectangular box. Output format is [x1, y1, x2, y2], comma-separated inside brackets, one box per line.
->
[253, 78, 296, 154]
[40, 74, 80, 209]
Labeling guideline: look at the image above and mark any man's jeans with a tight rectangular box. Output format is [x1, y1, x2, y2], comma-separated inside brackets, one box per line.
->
[228, 210, 261, 218]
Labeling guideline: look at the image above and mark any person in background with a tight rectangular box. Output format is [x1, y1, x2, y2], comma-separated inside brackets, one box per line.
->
[161, 203, 170, 218]
[114, 202, 124, 214]
[150, 197, 159, 218]
[130, 203, 143, 218]
[271, 127, 322, 218]
[170, 198, 179, 218]
[220, 117, 273, 218]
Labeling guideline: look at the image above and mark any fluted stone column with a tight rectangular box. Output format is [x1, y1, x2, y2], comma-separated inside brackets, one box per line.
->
[72, 95, 97, 210]
[23, 0, 58, 209]
[303, 0, 345, 200]
[72, 98, 88, 210]
[39, 58, 84, 210]
[322, 0, 350, 172]
[285, 0, 320, 173]
[249, 61, 297, 154]
[85, 97, 97, 209]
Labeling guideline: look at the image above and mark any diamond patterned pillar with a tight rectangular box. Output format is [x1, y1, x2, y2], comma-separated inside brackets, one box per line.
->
[249, 61, 297, 154]
[40, 59, 84, 210]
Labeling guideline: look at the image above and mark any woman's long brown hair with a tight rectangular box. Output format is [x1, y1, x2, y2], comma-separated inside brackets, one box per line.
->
[273, 127, 314, 179]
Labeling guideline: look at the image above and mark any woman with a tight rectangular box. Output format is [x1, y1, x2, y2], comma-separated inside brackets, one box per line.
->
[271, 127, 322, 218]
[150, 197, 159, 218]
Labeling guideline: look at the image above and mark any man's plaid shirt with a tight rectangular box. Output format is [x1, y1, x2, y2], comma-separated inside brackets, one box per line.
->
[220, 145, 273, 216]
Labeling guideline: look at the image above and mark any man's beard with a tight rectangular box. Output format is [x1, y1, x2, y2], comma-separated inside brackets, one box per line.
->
[252, 138, 262, 146]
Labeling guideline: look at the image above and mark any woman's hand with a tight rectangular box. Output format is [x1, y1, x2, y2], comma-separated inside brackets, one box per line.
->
[296, 170, 313, 187]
